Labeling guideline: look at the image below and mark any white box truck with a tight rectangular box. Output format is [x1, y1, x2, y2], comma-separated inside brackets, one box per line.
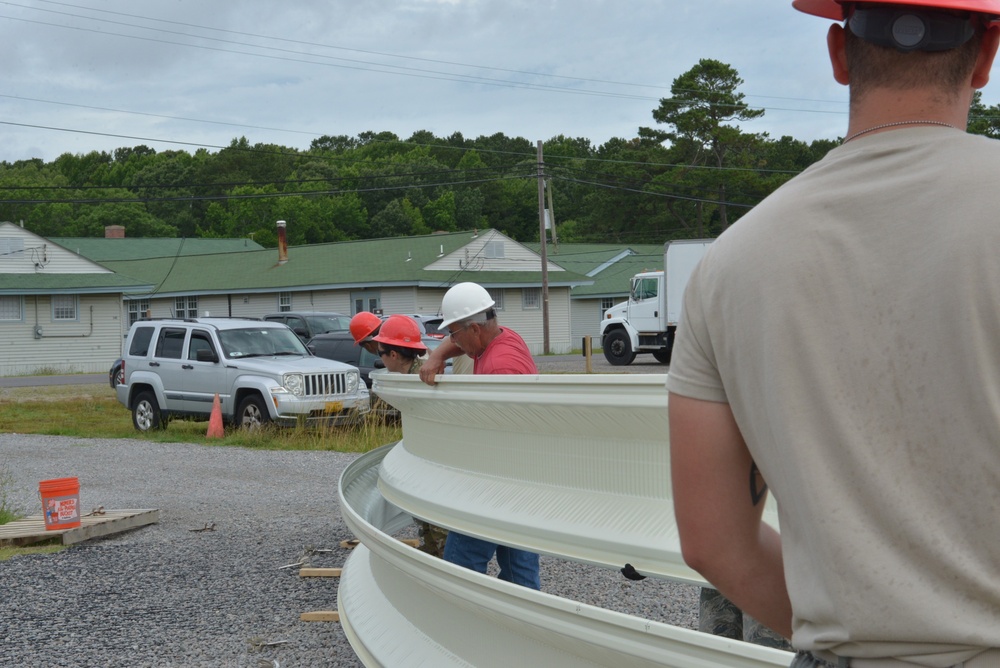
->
[598, 239, 712, 366]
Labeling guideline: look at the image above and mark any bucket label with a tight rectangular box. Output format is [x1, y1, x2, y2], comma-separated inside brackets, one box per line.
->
[44, 495, 79, 525]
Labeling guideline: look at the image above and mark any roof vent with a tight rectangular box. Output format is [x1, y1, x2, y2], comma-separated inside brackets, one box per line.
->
[276, 220, 288, 265]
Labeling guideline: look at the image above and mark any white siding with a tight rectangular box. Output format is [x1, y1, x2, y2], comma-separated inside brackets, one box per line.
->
[0, 223, 112, 274]
[425, 230, 563, 274]
[493, 287, 572, 355]
[571, 298, 603, 343]
[0, 295, 125, 375]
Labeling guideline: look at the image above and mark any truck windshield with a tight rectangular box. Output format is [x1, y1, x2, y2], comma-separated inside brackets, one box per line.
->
[631, 277, 658, 301]
[218, 328, 309, 359]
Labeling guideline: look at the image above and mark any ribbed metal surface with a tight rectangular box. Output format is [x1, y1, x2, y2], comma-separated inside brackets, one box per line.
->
[371, 374, 778, 583]
[338, 443, 791, 667]
[303, 372, 347, 396]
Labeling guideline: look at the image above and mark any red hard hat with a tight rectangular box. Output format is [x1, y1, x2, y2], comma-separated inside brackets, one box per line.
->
[349, 311, 381, 345]
[373, 315, 427, 351]
[793, 0, 1000, 19]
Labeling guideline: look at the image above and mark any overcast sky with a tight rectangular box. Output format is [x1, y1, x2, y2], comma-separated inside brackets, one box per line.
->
[1, 1, 993, 163]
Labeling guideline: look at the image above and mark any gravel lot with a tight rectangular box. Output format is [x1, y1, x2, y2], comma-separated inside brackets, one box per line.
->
[0, 353, 680, 666]
[0, 385, 697, 668]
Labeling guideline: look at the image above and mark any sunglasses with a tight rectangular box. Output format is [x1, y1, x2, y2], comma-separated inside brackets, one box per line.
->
[377, 349, 391, 357]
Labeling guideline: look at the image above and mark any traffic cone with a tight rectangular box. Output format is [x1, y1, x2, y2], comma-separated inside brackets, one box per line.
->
[206, 393, 224, 438]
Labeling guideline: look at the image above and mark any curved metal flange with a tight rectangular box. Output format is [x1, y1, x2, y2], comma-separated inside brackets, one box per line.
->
[338, 444, 791, 668]
[371, 373, 777, 584]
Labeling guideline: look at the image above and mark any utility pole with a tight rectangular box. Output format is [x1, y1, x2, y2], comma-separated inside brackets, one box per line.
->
[536, 140, 550, 355]
[546, 179, 558, 252]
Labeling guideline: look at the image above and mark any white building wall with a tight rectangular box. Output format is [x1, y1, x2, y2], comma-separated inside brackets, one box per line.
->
[426, 230, 563, 275]
[0, 294, 125, 376]
[571, 298, 603, 343]
[492, 287, 572, 355]
[0, 223, 112, 275]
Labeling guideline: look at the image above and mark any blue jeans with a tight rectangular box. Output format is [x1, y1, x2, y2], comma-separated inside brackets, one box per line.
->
[443, 532, 540, 590]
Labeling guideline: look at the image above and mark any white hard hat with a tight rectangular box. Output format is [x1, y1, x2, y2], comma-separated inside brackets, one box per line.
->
[439, 282, 495, 329]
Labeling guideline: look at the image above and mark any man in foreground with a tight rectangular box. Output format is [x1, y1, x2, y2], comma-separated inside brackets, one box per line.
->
[419, 282, 541, 589]
[668, 1, 1000, 666]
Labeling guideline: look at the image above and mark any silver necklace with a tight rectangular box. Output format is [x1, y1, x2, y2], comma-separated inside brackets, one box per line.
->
[842, 120, 959, 144]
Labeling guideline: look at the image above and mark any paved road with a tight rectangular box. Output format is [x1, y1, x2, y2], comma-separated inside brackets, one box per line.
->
[0, 352, 667, 389]
[534, 351, 669, 374]
[0, 373, 106, 388]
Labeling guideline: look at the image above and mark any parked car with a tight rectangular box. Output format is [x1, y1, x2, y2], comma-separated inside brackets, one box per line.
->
[109, 358, 124, 389]
[391, 314, 445, 339]
[305, 330, 383, 388]
[263, 312, 351, 344]
[115, 318, 369, 432]
[306, 330, 449, 389]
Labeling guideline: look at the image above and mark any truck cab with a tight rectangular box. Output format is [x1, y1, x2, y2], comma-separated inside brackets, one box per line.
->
[598, 239, 712, 366]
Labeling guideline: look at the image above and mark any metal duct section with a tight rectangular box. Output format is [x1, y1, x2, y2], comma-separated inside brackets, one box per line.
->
[337, 374, 787, 667]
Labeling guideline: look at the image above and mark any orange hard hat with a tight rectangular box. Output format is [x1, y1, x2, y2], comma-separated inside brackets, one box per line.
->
[349, 311, 381, 345]
[373, 315, 427, 351]
[793, 0, 1000, 19]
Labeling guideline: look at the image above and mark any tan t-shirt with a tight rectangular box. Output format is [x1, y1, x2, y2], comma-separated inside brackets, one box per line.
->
[668, 127, 1000, 666]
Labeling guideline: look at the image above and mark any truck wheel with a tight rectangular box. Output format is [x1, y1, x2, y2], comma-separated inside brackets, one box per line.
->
[653, 348, 672, 364]
[237, 394, 271, 429]
[603, 330, 636, 366]
[132, 391, 166, 432]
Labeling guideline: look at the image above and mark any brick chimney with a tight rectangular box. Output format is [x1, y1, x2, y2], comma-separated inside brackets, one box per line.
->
[276, 220, 288, 264]
[105, 225, 125, 239]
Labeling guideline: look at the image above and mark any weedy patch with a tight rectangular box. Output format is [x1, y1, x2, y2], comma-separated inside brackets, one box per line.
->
[0, 458, 25, 526]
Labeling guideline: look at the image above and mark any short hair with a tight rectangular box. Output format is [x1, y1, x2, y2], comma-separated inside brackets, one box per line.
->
[379, 343, 420, 360]
[845, 18, 986, 103]
[453, 308, 496, 329]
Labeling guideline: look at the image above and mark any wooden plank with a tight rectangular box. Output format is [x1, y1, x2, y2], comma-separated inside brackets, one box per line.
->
[62, 509, 159, 545]
[0, 509, 159, 547]
[299, 567, 342, 578]
[300, 611, 340, 622]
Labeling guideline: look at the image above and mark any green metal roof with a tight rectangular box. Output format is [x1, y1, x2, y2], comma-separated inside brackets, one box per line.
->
[525, 243, 664, 298]
[49, 237, 264, 262]
[0, 272, 154, 296]
[100, 230, 592, 298]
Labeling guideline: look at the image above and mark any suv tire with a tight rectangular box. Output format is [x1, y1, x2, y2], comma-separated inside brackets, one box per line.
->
[237, 394, 271, 429]
[132, 391, 166, 432]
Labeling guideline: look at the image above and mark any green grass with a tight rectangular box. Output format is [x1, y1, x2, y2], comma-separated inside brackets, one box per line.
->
[0, 542, 66, 561]
[0, 383, 401, 452]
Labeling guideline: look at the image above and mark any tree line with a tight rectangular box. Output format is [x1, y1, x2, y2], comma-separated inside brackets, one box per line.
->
[4, 59, 996, 247]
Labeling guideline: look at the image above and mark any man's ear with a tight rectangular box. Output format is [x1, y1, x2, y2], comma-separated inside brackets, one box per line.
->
[828, 23, 850, 85]
[972, 24, 1000, 89]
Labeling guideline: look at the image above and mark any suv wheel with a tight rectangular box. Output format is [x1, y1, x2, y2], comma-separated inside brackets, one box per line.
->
[132, 391, 166, 432]
[237, 394, 271, 429]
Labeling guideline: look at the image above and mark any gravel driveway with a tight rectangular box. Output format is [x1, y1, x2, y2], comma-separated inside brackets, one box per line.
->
[0, 353, 680, 666]
[0, 431, 696, 668]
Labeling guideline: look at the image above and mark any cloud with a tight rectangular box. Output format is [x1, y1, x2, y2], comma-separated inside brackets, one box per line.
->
[0, 1, 987, 162]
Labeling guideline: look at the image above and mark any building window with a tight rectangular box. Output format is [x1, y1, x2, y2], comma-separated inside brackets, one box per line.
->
[487, 288, 504, 311]
[0, 296, 22, 320]
[522, 288, 541, 310]
[127, 299, 150, 326]
[0, 237, 24, 261]
[484, 240, 505, 259]
[175, 296, 198, 318]
[601, 297, 615, 318]
[52, 295, 78, 321]
[278, 292, 292, 312]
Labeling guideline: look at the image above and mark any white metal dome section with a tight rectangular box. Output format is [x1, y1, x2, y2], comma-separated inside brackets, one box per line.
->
[339, 444, 789, 667]
[337, 374, 787, 667]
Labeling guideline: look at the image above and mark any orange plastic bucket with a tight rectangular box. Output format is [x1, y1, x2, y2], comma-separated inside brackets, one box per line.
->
[39, 477, 81, 530]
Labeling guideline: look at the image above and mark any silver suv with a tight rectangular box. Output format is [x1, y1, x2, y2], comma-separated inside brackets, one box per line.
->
[115, 318, 369, 432]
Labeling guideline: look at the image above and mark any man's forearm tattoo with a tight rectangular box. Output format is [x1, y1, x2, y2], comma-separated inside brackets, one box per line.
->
[750, 461, 768, 506]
